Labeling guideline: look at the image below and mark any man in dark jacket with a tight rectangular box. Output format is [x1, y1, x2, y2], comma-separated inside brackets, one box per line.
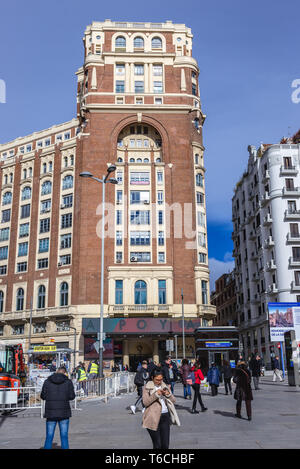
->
[249, 354, 261, 390]
[221, 360, 233, 395]
[41, 366, 75, 449]
[272, 355, 283, 382]
[161, 356, 178, 394]
[130, 360, 149, 414]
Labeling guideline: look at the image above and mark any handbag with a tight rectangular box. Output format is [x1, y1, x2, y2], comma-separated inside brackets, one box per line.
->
[186, 371, 195, 385]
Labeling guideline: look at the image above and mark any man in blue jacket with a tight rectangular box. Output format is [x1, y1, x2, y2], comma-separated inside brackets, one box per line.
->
[207, 362, 220, 396]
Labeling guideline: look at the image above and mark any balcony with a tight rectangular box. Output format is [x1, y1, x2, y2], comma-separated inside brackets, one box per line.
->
[280, 165, 298, 176]
[291, 281, 300, 292]
[251, 272, 259, 282]
[249, 231, 256, 240]
[264, 236, 275, 249]
[285, 209, 300, 220]
[1, 306, 74, 322]
[267, 283, 278, 295]
[286, 233, 300, 243]
[263, 213, 273, 225]
[282, 187, 300, 197]
[250, 251, 258, 261]
[108, 304, 171, 315]
[260, 192, 270, 206]
[266, 259, 277, 271]
[262, 170, 270, 183]
[197, 304, 216, 318]
[289, 257, 300, 268]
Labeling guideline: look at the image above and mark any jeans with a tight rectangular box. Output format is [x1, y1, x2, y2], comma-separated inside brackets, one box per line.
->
[134, 386, 144, 408]
[183, 384, 192, 398]
[44, 419, 70, 449]
[147, 412, 170, 449]
[252, 376, 259, 390]
[170, 381, 175, 394]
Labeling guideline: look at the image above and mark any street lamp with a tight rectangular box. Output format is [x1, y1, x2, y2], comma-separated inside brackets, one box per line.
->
[80, 165, 117, 379]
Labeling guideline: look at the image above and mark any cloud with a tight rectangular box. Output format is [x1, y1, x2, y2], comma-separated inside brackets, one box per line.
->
[208, 252, 235, 292]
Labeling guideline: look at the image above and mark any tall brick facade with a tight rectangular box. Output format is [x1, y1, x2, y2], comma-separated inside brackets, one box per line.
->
[0, 20, 215, 369]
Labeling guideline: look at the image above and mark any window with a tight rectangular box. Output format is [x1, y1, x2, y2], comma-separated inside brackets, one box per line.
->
[130, 172, 150, 185]
[21, 186, 31, 200]
[43, 162, 47, 173]
[158, 211, 164, 225]
[192, 83, 197, 96]
[61, 213, 72, 229]
[37, 258, 48, 269]
[284, 157, 293, 169]
[135, 97, 143, 105]
[17, 262, 27, 272]
[157, 171, 163, 184]
[0, 227, 9, 241]
[288, 200, 297, 214]
[116, 64, 125, 75]
[115, 280, 123, 305]
[59, 254, 71, 265]
[60, 233, 72, 249]
[37, 285, 46, 309]
[134, 64, 144, 75]
[0, 265, 7, 275]
[202, 280, 208, 304]
[0, 291, 3, 313]
[199, 252, 207, 263]
[64, 132, 71, 140]
[153, 65, 163, 76]
[295, 271, 300, 287]
[134, 81, 144, 93]
[2, 209, 11, 223]
[152, 37, 162, 49]
[197, 212, 205, 227]
[155, 97, 163, 105]
[116, 231, 123, 246]
[20, 204, 31, 219]
[115, 36, 126, 49]
[196, 173, 204, 187]
[40, 218, 50, 233]
[158, 231, 164, 246]
[39, 238, 49, 253]
[33, 322, 46, 333]
[18, 242, 28, 257]
[116, 80, 125, 93]
[135, 280, 147, 304]
[41, 181, 52, 195]
[116, 191, 123, 204]
[293, 247, 300, 261]
[197, 192, 204, 205]
[60, 282, 69, 306]
[158, 279, 166, 305]
[285, 178, 295, 191]
[0, 246, 8, 260]
[62, 194, 73, 208]
[62, 175, 73, 190]
[134, 37, 144, 49]
[198, 232, 206, 248]
[116, 210, 122, 225]
[130, 210, 150, 225]
[130, 231, 150, 246]
[116, 252, 123, 263]
[290, 223, 299, 238]
[157, 191, 163, 205]
[130, 191, 150, 204]
[2, 192, 12, 205]
[195, 154, 199, 165]
[16, 288, 24, 311]
[131, 252, 151, 263]
[12, 324, 24, 335]
[158, 252, 165, 263]
[153, 81, 163, 93]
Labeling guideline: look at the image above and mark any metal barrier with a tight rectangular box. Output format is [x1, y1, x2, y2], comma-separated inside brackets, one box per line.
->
[75, 372, 136, 401]
[0, 386, 44, 417]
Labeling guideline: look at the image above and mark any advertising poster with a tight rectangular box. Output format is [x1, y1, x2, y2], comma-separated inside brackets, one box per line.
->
[84, 337, 114, 359]
[268, 303, 300, 342]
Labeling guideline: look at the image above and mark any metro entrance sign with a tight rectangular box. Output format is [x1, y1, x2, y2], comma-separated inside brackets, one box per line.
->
[82, 317, 201, 335]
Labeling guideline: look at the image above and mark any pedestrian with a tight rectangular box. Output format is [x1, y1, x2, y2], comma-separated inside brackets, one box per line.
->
[190, 360, 207, 413]
[272, 355, 283, 382]
[130, 360, 150, 414]
[207, 362, 220, 396]
[161, 356, 178, 394]
[249, 354, 261, 390]
[221, 360, 233, 395]
[179, 359, 192, 400]
[88, 360, 99, 380]
[147, 359, 156, 377]
[40, 366, 76, 449]
[142, 369, 180, 449]
[233, 361, 253, 421]
[77, 363, 88, 396]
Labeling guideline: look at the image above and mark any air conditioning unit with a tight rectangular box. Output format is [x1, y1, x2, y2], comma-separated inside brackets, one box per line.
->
[130, 256, 138, 262]
[60, 204, 65, 209]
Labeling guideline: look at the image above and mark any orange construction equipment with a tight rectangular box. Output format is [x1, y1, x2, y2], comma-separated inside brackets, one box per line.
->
[0, 342, 26, 392]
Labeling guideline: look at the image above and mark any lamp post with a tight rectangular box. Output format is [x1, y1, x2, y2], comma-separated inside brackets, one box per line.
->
[80, 166, 117, 379]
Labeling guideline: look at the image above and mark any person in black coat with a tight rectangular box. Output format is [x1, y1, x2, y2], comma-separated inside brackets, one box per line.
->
[161, 356, 178, 394]
[41, 366, 75, 449]
[130, 361, 150, 414]
[233, 361, 253, 421]
[249, 354, 262, 390]
[221, 360, 233, 395]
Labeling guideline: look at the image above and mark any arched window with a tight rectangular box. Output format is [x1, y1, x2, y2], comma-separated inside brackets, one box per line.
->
[195, 154, 199, 165]
[9, 173, 13, 183]
[60, 282, 69, 306]
[16, 288, 24, 311]
[156, 157, 162, 163]
[196, 173, 204, 187]
[129, 158, 135, 163]
[41, 180, 52, 195]
[152, 37, 162, 49]
[23, 169, 27, 180]
[37, 285, 46, 309]
[4, 175, 8, 185]
[49, 161, 53, 172]
[143, 158, 149, 163]
[28, 167, 33, 178]
[115, 36, 126, 49]
[0, 291, 3, 313]
[134, 280, 147, 305]
[117, 157, 123, 163]
[62, 175, 73, 190]
[2, 191, 12, 205]
[21, 186, 31, 201]
[43, 163, 47, 174]
[134, 36, 144, 49]
[137, 158, 142, 163]
[64, 157, 68, 168]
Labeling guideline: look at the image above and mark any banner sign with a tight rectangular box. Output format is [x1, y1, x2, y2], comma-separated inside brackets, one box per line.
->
[33, 346, 57, 352]
[268, 302, 300, 342]
[205, 341, 233, 348]
[82, 318, 201, 335]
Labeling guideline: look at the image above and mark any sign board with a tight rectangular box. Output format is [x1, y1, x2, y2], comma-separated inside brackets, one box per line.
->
[166, 340, 174, 352]
[33, 346, 57, 352]
[268, 303, 300, 342]
[205, 341, 233, 348]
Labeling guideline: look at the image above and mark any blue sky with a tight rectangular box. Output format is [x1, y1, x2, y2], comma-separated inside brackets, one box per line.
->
[0, 0, 299, 289]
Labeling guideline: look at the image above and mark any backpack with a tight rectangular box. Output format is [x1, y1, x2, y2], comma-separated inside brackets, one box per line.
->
[186, 371, 195, 385]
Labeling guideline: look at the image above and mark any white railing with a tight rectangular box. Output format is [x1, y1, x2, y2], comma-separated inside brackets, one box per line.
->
[75, 372, 136, 401]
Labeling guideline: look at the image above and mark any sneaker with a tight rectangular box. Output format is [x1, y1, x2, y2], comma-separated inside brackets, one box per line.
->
[130, 405, 136, 414]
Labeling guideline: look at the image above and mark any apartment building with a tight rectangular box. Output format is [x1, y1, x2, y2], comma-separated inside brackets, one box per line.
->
[232, 130, 300, 367]
[211, 272, 237, 327]
[0, 20, 216, 368]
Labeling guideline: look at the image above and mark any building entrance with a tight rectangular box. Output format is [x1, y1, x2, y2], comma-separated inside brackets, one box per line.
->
[129, 354, 149, 372]
[208, 351, 229, 368]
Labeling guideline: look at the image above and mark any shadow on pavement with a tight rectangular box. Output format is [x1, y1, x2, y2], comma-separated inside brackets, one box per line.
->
[213, 410, 237, 419]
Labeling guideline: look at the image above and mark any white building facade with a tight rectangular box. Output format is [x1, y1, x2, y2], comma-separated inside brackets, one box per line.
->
[232, 138, 300, 368]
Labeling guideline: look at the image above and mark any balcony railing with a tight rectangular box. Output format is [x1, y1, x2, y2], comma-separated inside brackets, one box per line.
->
[282, 187, 300, 197]
[108, 304, 171, 314]
[289, 257, 300, 268]
[285, 209, 300, 219]
[287, 233, 300, 243]
[280, 165, 298, 175]
[1, 306, 74, 322]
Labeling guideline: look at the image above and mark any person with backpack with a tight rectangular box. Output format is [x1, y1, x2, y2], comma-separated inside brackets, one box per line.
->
[130, 360, 149, 414]
[179, 359, 192, 399]
[189, 360, 207, 414]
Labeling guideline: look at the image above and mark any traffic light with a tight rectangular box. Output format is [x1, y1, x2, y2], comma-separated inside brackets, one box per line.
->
[277, 343, 281, 349]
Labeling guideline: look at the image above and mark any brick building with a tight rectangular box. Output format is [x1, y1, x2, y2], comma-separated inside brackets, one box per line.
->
[0, 20, 215, 369]
[211, 272, 237, 327]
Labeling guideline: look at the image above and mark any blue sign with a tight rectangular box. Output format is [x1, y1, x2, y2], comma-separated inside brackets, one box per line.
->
[205, 341, 232, 348]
